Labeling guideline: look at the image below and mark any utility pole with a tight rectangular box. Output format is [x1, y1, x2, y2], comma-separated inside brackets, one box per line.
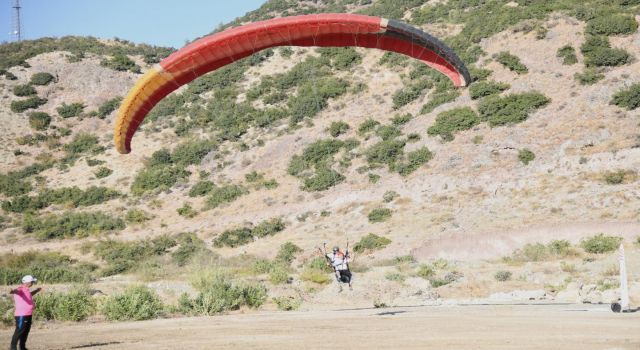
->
[11, 0, 23, 42]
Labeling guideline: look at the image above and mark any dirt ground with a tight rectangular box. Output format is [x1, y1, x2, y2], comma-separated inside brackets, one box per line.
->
[2, 304, 639, 350]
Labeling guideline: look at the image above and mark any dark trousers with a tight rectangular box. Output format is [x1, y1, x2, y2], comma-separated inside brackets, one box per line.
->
[337, 269, 352, 284]
[10, 315, 32, 350]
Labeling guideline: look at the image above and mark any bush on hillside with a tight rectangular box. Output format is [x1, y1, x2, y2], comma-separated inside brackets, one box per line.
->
[478, 92, 550, 127]
[213, 218, 286, 248]
[22, 212, 125, 240]
[0, 251, 95, 285]
[495, 52, 528, 74]
[13, 84, 36, 97]
[581, 36, 631, 67]
[428, 107, 480, 141]
[35, 286, 95, 321]
[353, 233, 391, 253]
[188, 180, 215, 197]
[328, 121, 350, 137]
[178, 274, 267, 315]
[581, 234, 623, 254]
[368, 208, 392, 223]
[469, 81, 510, 100]
[30, 72, 55, 86]
[556, 45, 578, 65]
[586, 14, 638, 36]
[518, 148, 535, 165]
[420, 90, 460, 114]
[611, 83, 640, 110]
[100, 54, 141, 73]
[575, 68, 605, 85]
[205, 185, 246, 209]
[102, 286, 163, 321]
[10, 96, 47, 113]
[97, 97, 122, 119]
[28, 112, 51, 130]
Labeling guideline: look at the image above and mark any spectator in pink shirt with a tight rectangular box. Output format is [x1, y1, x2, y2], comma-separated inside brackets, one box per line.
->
[8, 275, 41, 350]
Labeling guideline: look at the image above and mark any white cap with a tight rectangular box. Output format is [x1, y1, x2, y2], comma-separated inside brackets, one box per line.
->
[21, 275, 37, 284]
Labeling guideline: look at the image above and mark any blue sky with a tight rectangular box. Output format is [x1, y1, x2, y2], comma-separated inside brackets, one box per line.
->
[1, 0, 266, 48]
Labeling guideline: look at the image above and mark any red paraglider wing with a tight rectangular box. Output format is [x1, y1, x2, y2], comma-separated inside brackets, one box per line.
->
[115, 13, 470, 154]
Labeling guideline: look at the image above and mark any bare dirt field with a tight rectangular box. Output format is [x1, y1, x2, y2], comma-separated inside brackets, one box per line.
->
[2, 304, 639, 350]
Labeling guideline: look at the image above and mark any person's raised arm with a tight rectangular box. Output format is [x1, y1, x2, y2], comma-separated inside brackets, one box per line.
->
[8, 288, 17, 295]
[31, 287, 42, 295]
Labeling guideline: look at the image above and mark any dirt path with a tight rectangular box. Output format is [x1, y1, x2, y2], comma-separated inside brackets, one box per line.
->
[2, 304, 639, 350]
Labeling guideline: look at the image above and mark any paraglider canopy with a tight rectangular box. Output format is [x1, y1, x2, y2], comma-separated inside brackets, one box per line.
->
[115, 13, 471, 154]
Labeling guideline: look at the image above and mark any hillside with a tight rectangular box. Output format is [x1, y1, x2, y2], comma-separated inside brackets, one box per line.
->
[1, 0, 640, 324]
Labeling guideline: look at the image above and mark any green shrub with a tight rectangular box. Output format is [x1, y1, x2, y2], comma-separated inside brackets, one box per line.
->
[518, 149, 535, 165]
[469, 81, 510, 100]
[102, 286, 163, 321]
[302, 165, 345, 192]
[376, 125, 402, 140]
[172, 233, 206, 266]
[478, 92, 550, 127]
[611, 83, 640, 110]
[189, 180, 214, 197]
[97, 97, 122, 119]
[100, 54, 141, 73]
[57, 102, 85, 118]
[213, 218, 285, 248]
[28, 112, 51, 130]
[206, 185, 246, 209]
[358, 118, 380, 135]
[420, 90, 460, 114]
[496, 52, 528, 74]
[300, 267, 331, 284]
[416, 264, 435, 279]
[391, 113, 413, 126]
[93, 236, 175, 276]
[383, 191, 399, 203]
[275, 242, 302, 264]
[396, 147, 433, 176]
[581, 234, 622, 254]
[581, 36, 631, 67]
[171, 139, 217, 167]
[86, 159, 105, 167]
[586, 14, 638, 36]
[368, 208, 392, 223]
[269, 264, 290, 284]
[548, 240, 572, 257]
[35, 286, 95, 321]
[131, 165, 188, 195]
[353, 234, 391, 253]
[0, 251, 95, 285]
[180, 274, 266, 315]
[328, 121, 350, 137]
[603, 170, 629, 185]
[2, 186, 120, 213]
[125, 208, 152, 224]
[575, 68, 605, 85]
[273, 296, 301, 311]
[317, 47, 362, 70]
[288, 77, 348, 124]
[428, 107, 480, 141]
[64, 133, 101, 157]
[507, 240, 574, 263]
[385, 272, 405, 282]
[22, 212, 125, 240]
[392, 79, 432, 109]
[254, 217, 287, 238]
[10, 96, 47, 113]
[94, 167, 112, 179]
[30, 72, 54, 86]
[365, 139, 406, 167]
[177, 203, 198, 218]
[556, 45, 578, 65]
[494, 270, 512, 282]
[13, 84, 36, 97]
[0, 295, 12, 326]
